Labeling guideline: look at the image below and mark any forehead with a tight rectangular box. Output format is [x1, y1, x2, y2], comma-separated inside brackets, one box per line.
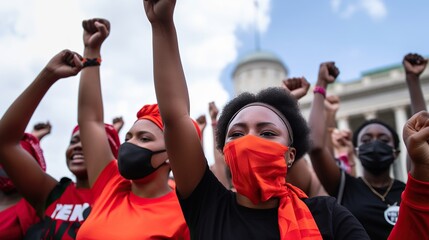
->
[228, 106, 286, 128]
[129, 119, 163, 136]
[358, 123, 392, 138]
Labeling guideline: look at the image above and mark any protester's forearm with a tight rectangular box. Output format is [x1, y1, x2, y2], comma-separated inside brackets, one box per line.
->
[406, 73, 427, 114]
[152, 22, 190, 122]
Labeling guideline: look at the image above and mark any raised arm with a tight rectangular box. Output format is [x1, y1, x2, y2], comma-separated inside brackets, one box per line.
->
[195, 114, 206, 146]
[208, 101, 230, 189]
[281, 77, 310, 101]
[144, 0, 207, 198]
[31, 121, 52, 141]
[388, 111, 429, 240]
[77, 18, 112, 187]
[112, 116, 125, 134]
[0, 50, 82, 213]
[324, 95, 339, 157]
[308, 62, 342, 196]
[403, 53, 428, 172]
[403, 53, 428, 114]
[403, 111, 429, 182]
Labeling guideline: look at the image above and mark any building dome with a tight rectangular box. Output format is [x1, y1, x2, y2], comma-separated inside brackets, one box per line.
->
[232, 50, 288, 95]
[234, 51, 287, 73]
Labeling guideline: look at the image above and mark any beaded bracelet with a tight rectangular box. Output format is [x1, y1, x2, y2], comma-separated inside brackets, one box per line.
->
[313, 86, 326, 98]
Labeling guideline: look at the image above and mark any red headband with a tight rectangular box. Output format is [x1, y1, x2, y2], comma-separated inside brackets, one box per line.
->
[136, 104, 202, 139]
[72, 124, 120, 158]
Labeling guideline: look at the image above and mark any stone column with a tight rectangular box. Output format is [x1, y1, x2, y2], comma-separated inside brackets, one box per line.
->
[337, 116, 350, 131]
[393, 106, 408, 182]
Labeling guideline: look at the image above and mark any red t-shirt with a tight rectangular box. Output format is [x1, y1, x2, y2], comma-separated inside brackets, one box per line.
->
[76, 160, 190, 240]
[388, 174, 429, 240]
[0, 198, 39, 240]
[24, 178, 93, 239]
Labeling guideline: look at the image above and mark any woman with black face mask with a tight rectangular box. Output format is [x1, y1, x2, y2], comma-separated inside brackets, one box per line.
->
[308, 62, 406, 240]
[74, 18, 190, 239]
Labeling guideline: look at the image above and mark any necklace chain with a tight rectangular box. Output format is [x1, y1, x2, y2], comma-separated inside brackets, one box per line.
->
[361, 177, 394, 202]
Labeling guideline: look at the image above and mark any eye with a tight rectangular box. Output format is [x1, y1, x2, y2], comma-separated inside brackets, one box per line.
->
[378, 136, 390, 144]
[360, 135, 371, 144]
[261, 131, 276, 137]
[69, 138, 79, 145]
[124, 137, 130, 142]
[228, 131, 243, 139]
[140, 136, 151, 142]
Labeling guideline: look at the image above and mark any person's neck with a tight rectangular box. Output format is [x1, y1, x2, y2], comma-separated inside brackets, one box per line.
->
[0, 190, 22, 211]
[236, 193, 279, 209]
[75, 178, 90, 189]
[363, 170, 392, 188]
[131, 169, 172, 198]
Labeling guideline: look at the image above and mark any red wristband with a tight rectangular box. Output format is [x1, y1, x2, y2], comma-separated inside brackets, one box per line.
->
[82, 57, 102, 68]
[313, 86, 326, 98]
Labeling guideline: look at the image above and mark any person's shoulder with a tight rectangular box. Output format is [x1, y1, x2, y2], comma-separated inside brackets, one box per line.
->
[59, 177, 73, 184]
[45, 177, 74, 207]
[303, 195, 337, 206]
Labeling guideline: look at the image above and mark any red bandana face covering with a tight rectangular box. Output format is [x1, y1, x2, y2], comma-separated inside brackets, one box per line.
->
[223, 135, 322, 239]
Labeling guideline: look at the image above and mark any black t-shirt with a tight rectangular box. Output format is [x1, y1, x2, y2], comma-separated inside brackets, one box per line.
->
[179, 167, 369, 240]
[339, 173, 405, 240]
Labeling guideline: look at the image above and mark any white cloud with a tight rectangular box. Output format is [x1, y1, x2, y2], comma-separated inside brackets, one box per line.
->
[0, 0, 272, 180]
[360, 0, 387, 20]
[330, 0, 387, 20]
[331, 0, 341, 12]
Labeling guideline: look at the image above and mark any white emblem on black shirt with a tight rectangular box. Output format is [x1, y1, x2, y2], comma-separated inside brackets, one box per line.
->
[384, 202, 399, 225]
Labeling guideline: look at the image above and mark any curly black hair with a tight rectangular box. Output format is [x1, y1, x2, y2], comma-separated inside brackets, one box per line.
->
[215, 87, 310, 160]
[352, 119, 400, 150]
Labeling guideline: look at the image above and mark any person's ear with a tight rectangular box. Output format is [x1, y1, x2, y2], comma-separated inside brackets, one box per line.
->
[285, 147, 296, 168]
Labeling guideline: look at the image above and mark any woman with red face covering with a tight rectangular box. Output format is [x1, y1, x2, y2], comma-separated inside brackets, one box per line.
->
[75, 18, 190, 239]
[0, 49, 120, 239]
[143, 0, 369, 239]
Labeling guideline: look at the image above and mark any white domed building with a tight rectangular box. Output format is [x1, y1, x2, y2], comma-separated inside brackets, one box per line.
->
[231, 50, 288, 95]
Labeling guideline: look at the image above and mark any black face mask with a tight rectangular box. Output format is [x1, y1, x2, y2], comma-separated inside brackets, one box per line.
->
[117, 142, 167, 180]
[358, 140, 396, 175]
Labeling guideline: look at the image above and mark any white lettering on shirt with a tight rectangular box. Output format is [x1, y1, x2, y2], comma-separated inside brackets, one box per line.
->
[50, 203, 90, 221]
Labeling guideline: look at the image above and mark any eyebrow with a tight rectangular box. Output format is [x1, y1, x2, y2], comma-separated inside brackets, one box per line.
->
[229, 121, 280, 129]
[362, 132, 390, 137]
[126, 130, 153, 137]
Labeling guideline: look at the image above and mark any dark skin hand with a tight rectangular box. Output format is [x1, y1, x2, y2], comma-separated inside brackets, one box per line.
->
[403, 53, 428, 75]
[282, 77, 310, 100]
[112, 116, 124, 133]
[32, 121, 52, 141]
[319, 62, 340, 86]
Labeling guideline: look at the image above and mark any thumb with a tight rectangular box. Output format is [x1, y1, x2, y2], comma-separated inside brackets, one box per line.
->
[73, 54, 84, 68]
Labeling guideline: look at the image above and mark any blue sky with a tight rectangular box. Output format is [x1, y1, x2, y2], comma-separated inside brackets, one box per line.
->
[222, 0, 429, 95]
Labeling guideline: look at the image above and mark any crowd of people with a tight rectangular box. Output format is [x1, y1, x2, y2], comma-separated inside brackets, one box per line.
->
[0, 0, 428, 239]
